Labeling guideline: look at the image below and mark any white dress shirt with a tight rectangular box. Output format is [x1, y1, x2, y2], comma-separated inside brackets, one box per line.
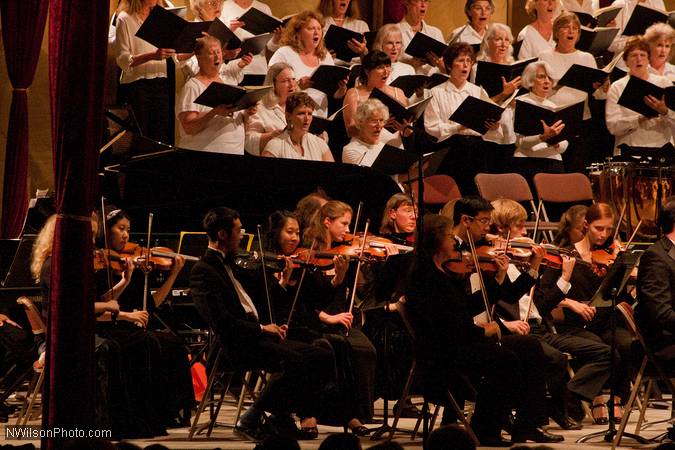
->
[560, 0, 598, 13]
[245, 97, 286, 155]
[176, 78, 246, 154]
[649, 62, 675, 83]
[224, 265, 259, 320]
[342, 138, 385, 165]
[388, 61, 416, 84]
[609, 0, 666, 54]
[424, 80, 491, 141]
[267, 46, 333, 117]
[517, 24, 556, 61]
[263, 130, 331, 160]
[513, 92, 569, 160]
[398, 20, 444, 75]
[115, 11, 168, 84]
[449, 23, 485, 45]
[605, 73, 675, 154]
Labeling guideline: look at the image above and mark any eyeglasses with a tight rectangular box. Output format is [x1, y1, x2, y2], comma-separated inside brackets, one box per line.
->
[465, 215, 491, 225]
[204, 0, 221, 7]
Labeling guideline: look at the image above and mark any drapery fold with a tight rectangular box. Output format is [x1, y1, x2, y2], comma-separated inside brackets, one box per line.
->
[45, 0, 110, 448]
[0, 1, 49, 238]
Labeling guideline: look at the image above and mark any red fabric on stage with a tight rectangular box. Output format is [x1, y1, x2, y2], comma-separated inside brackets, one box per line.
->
[0, 1, 48, 238]
[44, 0, 109, 448]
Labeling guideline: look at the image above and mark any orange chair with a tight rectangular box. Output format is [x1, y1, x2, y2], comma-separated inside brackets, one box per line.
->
[409, 175, 461, 211]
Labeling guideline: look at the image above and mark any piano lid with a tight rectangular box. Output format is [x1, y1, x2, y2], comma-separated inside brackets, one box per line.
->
[105, 149, 403, 233]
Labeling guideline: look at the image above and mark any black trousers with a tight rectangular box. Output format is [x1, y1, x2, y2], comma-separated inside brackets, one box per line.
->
[232, 337, 333, 420]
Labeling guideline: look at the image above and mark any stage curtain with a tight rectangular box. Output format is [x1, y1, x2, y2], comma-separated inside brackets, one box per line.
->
[0, 1, 49, 238]
[44, 0, 109, 447]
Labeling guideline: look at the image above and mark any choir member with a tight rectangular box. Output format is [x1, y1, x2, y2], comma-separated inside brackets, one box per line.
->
[397, 0, 445, 75]
[342, 99, 393, 165]
[268, 10, 342, 117]
[645, 22, 675, 81]
[317, 0, 369, 65]
[609, 0, 665, 55]
[262, 92, 334, 161]
[512, 61, 568, 184]
[517, 0, 558, 60]
[606, 36, 675, 156]
[245, 63, 296, 155]
[449, 0, 495, 46]
[372, 24, 416, 84]
[560, 0, 597, 14]
[115, 0, 175, 143]
[176, 36, 256, 153]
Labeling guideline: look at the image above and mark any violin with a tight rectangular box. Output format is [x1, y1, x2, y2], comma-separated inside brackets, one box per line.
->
[343, 233, 415, 253]
[98, 242, 197, 273]
[234, 251, 316, 272]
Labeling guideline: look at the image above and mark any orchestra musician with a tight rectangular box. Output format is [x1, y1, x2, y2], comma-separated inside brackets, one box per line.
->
[176, 35, 257, 154]
[405, 211, 562, 445]
[536, 203, 633, 423]
[261, 92, 334, 161]
[635, 197, 675, 361]
[189, 207, 333, 440]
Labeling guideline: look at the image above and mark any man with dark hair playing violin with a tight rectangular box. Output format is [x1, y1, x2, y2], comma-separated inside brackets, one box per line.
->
[490, 199, 613, 430]
[450, 197, 564, 443]
[189, 207, 333, 441]
[406, 213, 562, 446]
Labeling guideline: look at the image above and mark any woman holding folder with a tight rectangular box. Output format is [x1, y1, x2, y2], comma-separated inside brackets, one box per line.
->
[606, 36, 675, 155]
[517, 0, 559, 60]
[512, 61, 568, 184]
[317, 0, 369, 65]
[115, 0, 176, 144]
[372, 24, 416, 85]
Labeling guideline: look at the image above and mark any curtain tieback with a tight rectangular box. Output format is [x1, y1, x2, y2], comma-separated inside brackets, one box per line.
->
[13, 88, 29, 92]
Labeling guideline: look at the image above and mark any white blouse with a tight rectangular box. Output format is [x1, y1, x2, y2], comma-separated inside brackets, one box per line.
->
[115, 11, 167, 84]
[263, 130, 332, 161]
[387, 61, 416, 84]
[609, 0, 666, 54]
[560, 0, 598, 13]
[219, 0, 274, 75]
[513, 93, 569, 160]
[324, 16, 370, 66]
[605, 73, 675, 154]
[424, 80, 491, 141]
[176, 77, 246, 154]
[449, 24, 484, 45]
[649, 62, 675, 83]
[342, 138, 385, 166]
[244, 98, 286, 155]
[398, 20, 444, 76]
[517, 24, 555, 61]
[267, 46, 333, 117]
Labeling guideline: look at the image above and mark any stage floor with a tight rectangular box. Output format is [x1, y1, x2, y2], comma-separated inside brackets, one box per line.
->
[2, 396, 674, 449]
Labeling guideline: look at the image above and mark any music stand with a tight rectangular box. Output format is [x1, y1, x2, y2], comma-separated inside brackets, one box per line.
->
[577, 250, 649, 444]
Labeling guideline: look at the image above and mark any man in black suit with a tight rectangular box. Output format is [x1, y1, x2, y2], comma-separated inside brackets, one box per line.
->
[636, 197, 675, 360]
[189, 207, 332, 441]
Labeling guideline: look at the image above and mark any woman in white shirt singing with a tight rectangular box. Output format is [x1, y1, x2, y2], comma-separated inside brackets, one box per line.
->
[517, 0, 559, 60]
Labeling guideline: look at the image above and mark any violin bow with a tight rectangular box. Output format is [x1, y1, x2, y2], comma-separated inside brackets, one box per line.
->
[466, 230, 494, 325]
[346, 219, 370, 337]
[256, 224, 275, 324]
[613, 203, 627, 244]
[142, 212, 153, 313]
[100, 198, 117, 325]
[352, 201, 364, 238]
[285, 239, 317, 328]
[625, 220, 642, 249]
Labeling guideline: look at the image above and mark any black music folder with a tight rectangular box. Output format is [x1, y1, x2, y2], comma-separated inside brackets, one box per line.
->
[309, 107, 345, 135]
[557, 63, 609, 94]
[369, 88, 432, 123]
[475, 57, 537, 97]
[623, 4, 670, 36]
[195, 83, 272, 111]
[617, 75, 675, 118]
[238, 74, 266, 86]
[346, 64, 362, 89]
[136, 6, 211, 53]
[324, 25, 366, 62]
[574, 5, 622, 28]
[513, 40, 524, 59]
[390, 73, 449, 97]
[449, 95, 507, 135]
[238, 7, 294, 35]
[310, 64, 351, 95]
[371, 144, 418, 175]
[514, 97, 584, 145]
[228, 32, 273, 55]
[404, 32, 448, 64]
[577, 26, 619, 55]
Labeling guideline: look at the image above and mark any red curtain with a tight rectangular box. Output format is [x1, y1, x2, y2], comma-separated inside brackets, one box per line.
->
[44, 0, 109, 447]
[0, 1, 49, 238]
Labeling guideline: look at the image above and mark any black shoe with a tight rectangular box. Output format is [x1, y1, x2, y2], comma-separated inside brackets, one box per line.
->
[234, 423, 269, 442]
[268, 414, 300, 439]
[393, 399, 421, 418]
[512, 427, 564, 443]
[475, 435, 512, 447]
[550, 411, 583, 430]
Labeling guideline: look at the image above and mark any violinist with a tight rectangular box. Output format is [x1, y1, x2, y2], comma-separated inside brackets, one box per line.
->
[490, 199, 614, 430]
[405, 213, 561, 445]
[301, 200, 378, 435]
[189, 207, 333, 441]
[553, 204, 588, 248]
[635, 198, 675, 362]
[379, 193, 417, 246]
[295, 189, 330, 235]
[451, 196, 563, 442]
[536, 203, 633, 423]
[96, 208, 194, 431]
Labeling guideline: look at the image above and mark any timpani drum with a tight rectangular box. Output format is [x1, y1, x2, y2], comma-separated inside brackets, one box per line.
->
[626, 165, 674, 237]
[589, 161, 631, 232]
